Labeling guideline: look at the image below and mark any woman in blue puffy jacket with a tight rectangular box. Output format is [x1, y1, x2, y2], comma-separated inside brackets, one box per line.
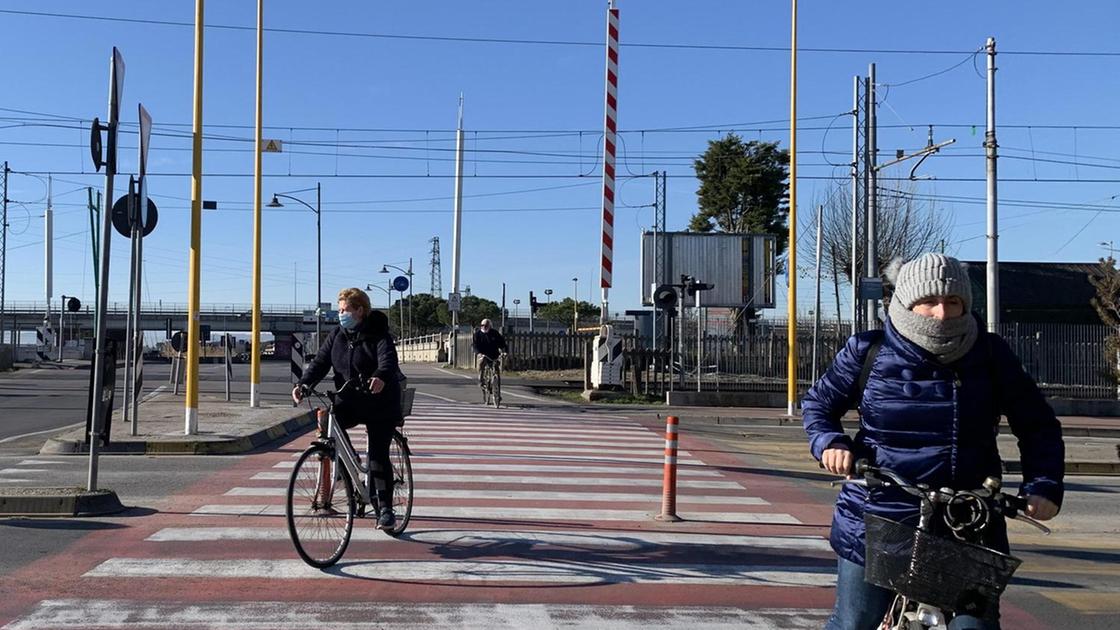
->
[802, 253, 1064, 630]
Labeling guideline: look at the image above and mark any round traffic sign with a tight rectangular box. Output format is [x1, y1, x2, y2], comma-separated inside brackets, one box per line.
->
[170, 331, 187, 352]
[66, 297, 82, 312]
[111, 193, 159, 238]
[392, 275, 410, 292]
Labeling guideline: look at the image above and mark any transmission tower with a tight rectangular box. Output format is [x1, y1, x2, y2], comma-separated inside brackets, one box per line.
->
[429, 236, 442, 297]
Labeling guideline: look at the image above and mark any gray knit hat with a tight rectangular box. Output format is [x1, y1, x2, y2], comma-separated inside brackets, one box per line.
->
[887, 253, 972, 311]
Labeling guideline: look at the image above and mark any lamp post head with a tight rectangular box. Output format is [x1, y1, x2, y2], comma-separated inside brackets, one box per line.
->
[379, 266, 390, 274]
[266, 195, 283, 208]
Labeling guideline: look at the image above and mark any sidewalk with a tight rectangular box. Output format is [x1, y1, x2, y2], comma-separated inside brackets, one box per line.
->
[39, 391, 315, 456]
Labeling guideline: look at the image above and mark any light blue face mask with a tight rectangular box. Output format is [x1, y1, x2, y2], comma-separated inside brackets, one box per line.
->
[339, 312, 358, 330]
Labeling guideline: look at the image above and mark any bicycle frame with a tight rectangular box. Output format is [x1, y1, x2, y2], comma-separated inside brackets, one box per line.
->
[323, 408, 374, 508]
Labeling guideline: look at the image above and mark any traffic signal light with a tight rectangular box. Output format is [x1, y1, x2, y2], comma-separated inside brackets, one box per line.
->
[529, 291, 540, 314]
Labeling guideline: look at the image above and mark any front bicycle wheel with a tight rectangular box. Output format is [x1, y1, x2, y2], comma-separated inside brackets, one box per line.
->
[491, 370, 502, 408]
[385, 431, 414, 537]
[286, 443, 355, 568]
[480, 365, 492, 405]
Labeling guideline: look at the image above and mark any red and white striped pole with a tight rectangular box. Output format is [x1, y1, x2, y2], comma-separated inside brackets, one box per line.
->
[656, 415, 682, 522]
[599, 1, 619, 324]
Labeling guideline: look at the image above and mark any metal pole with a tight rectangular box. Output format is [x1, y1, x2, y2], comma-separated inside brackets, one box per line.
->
[500, 282, 506, 331]
[450, 95, 465, 367]
[408, 257, 413, 338]
[678, 286, 684, 388]
[866, 63, 879, 328]
[813, 204, 823, 382]
[88, 47, 124, 491]
[130, 194, 144, 436]
[696, 288, 702, 393]
[316, 181, 322, 351]
[1, 162, 8, 346]
[850, 75, 860, 332]
[985, 37, 999, 332]
[58, 296, 65, 361]
[44, 175, 53, 353]
[861, 77, 871, 333]
[123, 179, 137, 433]
[185, 0, 206, 436]
[786, 0, 798, 416]
[248, 0, 263, 410]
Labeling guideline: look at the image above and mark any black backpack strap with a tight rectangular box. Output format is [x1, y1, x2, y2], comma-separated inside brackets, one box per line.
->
[851, 337, 883, 410]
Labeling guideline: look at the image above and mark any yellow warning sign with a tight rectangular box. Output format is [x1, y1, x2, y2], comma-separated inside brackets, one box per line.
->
[262, 139, 283, 153]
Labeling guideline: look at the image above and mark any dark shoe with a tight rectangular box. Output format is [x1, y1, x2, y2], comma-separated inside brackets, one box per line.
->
[376, 507, 396, 530]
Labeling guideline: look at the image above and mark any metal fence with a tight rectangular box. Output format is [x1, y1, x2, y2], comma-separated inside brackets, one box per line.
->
[396, 320, 1120, 400]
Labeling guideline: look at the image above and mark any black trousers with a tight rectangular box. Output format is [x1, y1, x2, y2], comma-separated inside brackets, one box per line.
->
[335, 398, 396, 508]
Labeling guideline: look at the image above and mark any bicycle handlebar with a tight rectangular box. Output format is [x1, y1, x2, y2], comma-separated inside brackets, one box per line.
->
[831, 459, 1051, 535]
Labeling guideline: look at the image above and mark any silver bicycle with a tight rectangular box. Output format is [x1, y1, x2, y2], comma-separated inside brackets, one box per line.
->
[833, 460, 1050, 629]
[286, 381, 414, 568]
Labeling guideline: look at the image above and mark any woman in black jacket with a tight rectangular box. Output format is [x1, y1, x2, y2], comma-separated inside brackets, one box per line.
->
[292, 287, 402, 529]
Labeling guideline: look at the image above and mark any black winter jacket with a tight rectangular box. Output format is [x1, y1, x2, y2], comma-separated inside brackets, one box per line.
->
[472, 328, 507, 359]
[299, 313, 402, 426]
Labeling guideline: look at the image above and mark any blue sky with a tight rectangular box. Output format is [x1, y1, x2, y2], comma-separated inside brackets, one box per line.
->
[2, 1, 1120, 321]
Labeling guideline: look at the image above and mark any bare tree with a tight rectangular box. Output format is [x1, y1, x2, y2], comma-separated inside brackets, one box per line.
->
[799, 181, 954, 319]
[1088, 257, 1120, 386]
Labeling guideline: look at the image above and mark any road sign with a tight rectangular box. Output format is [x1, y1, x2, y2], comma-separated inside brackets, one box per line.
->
[262, 139, 283, 153]
[111, 193, 158, 238]
[393, 275, 410, 292]
[170, 331, 187, 353]
[138, 104, 152, 179]
[90, 118, 104, 172]
[66, 297, 82, 312]
[448, 292, 462, 313]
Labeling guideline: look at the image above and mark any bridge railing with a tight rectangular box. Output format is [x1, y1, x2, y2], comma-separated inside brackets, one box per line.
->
[398, 333, 445, 363]
[3, 301, 318, 316]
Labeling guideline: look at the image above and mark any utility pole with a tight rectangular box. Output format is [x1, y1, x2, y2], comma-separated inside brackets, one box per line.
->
[247, 0, 261, 413]
[429, 237, 442, 297]
[1, 162, 8, 345]
[850, 76, 860, 332]
[985, 37, 999, 332]
[865, 63, 879, 328]
[786, 0, 799, 416]
[812, 204, 823, 382]
[44, 175, 53, 347]
[450, 95, 465, 367]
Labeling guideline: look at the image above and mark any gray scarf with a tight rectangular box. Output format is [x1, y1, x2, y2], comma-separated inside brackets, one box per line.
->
[888, 298, 978, 364]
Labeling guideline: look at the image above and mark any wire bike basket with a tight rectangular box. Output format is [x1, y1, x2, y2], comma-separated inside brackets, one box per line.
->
[863, 514, 1022, 616]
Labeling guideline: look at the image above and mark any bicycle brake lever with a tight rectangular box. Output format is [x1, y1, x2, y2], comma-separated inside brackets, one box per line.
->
[1011, 513, 1052, 535]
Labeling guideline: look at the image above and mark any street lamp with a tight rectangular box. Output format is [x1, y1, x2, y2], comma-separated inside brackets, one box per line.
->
[364, 283, 394, 316]
[1100, 241, 1116, 259]
[380, 260, 413, 339]
[512, 298, 521, 322]
[571, 277, 579, 332]
[268, 183, 321, 348]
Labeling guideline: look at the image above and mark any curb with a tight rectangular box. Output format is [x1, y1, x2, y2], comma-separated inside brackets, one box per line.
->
[37, 409, 316, 456]
[0, 488, 125, 517]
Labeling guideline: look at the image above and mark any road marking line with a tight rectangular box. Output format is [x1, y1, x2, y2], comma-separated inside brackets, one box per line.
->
[224, 487, 769, 505]
[268, 462, 723, 476]
[250, 472, 739, 488]
[0, 422, 85, 444]
[145, 526, 830, 550]
[5, 600, 831, 629]
[85, 558, 828, 585]
[191, 504, 799, 523]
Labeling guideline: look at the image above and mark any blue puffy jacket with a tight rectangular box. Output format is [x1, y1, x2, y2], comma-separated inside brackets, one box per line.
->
[802, 315, 1065, 566]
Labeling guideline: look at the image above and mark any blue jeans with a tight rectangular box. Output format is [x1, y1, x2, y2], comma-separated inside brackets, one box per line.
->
[825, 557, 1000, 629]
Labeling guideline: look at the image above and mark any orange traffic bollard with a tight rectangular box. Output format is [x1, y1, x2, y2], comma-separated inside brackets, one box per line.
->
[655, 415, 682, 522]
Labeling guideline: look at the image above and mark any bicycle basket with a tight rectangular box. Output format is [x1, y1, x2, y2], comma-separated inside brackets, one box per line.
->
[863, 514, 1021, 616]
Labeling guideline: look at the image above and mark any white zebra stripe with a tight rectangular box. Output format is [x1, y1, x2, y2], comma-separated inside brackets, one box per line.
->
[190, 504, 799, 524]
[145, 527, 831, 551]
[223, 487, 768, 505]
[84, 558, 829, 586]
[5, 600, 830, 629]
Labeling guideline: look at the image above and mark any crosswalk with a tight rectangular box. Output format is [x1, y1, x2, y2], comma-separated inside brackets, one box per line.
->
[1, 399, 837, 628]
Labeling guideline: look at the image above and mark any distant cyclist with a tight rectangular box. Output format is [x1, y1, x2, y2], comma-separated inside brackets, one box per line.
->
[292, 287, 402, 530]
[472, 318, 507, 385]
